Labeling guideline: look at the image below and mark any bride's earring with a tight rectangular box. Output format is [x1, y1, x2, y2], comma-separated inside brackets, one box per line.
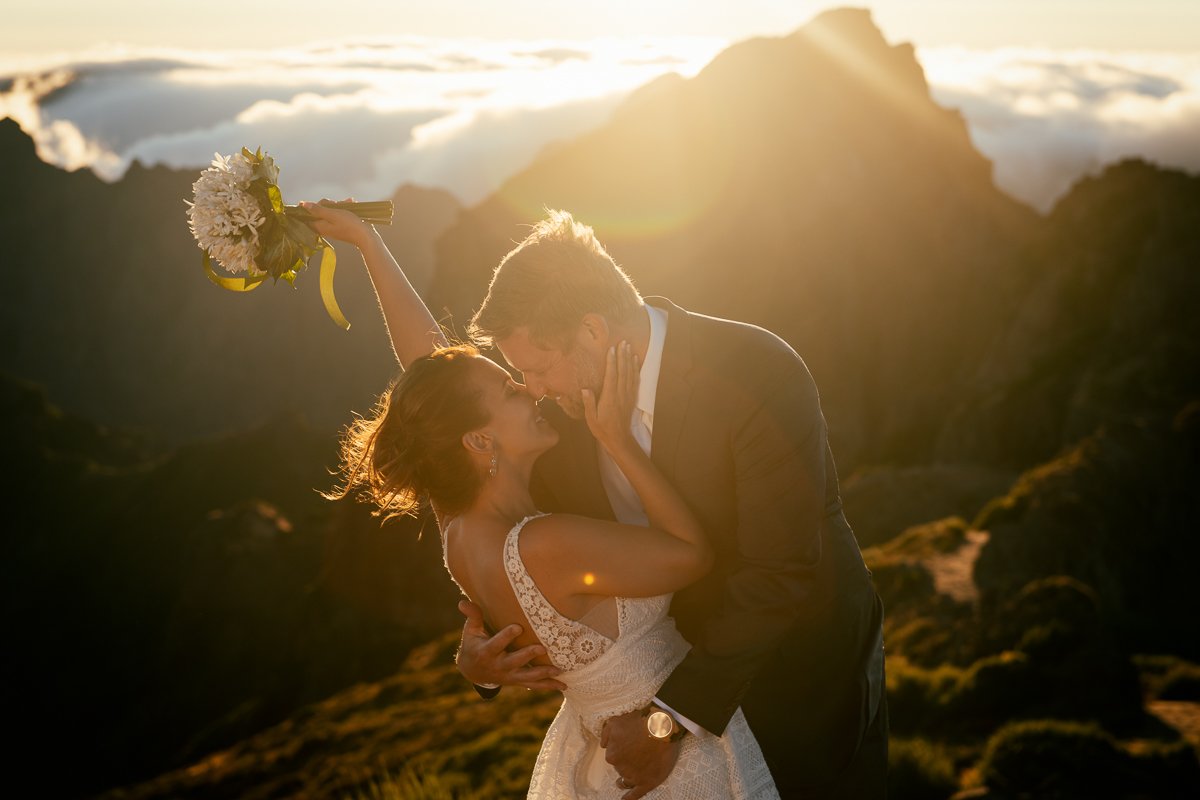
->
[489, 451, 498, 478]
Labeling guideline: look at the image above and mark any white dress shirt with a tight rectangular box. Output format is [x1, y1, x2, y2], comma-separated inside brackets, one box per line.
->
[597, 303, 667, 526]
[595, 304, 703, 736]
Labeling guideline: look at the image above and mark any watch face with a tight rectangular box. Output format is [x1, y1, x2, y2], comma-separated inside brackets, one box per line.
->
[646, 710, 674, 739]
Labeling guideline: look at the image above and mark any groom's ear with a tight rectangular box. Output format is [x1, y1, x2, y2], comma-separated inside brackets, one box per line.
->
[461, 430, 492, 456]
[578, 313, 610, 348]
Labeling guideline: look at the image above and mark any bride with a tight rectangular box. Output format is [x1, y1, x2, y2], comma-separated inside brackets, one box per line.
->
[309, 201, 779, 799]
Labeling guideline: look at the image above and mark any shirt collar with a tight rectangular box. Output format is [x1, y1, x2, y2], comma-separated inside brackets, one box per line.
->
[637, 303, 668, 422]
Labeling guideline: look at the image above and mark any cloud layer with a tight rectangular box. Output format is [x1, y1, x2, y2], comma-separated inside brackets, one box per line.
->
[2, 39, 1197, 213]
[0, 38, 722, 205]
[921, 47, 1200, 211]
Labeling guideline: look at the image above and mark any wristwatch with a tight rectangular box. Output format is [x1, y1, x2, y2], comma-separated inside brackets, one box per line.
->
[642, 703, 686, 742]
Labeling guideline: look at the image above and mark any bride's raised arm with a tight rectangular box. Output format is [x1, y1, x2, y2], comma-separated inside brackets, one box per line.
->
[301, 200, 448, 369]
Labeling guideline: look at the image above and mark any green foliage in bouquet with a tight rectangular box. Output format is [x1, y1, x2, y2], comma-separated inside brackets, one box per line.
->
[241, 147, 314, 287]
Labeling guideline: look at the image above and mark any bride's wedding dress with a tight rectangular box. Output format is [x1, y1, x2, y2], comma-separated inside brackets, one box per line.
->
[502, 514, 780, 799]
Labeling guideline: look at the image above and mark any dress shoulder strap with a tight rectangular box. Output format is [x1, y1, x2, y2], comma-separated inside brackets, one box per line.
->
[503, 514, 611, 672]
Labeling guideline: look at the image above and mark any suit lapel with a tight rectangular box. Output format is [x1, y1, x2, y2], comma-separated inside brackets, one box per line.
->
[646, 297, 694, 477]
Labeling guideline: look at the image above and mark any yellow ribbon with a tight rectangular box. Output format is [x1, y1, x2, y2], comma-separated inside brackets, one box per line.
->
[318, 241, 350, 330]
[202, 246, 350, 330]
[203, 251, 267, 292]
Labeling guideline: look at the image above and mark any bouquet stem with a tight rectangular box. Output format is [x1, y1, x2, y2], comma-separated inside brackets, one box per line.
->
[286, 200, 394, 226]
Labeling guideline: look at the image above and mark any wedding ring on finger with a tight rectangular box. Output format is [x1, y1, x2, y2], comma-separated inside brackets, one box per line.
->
[616, 776, 633, 790]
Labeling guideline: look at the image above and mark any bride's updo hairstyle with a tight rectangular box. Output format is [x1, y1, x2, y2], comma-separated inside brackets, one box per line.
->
[329, 344, 490, 520]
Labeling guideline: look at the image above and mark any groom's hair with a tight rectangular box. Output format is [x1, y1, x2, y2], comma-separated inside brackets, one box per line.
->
[469, 209, 642, 350]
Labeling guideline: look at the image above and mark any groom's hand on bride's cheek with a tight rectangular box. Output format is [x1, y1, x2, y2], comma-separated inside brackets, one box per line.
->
[456, 600, 567, 691]
[601, 711, 682, 799]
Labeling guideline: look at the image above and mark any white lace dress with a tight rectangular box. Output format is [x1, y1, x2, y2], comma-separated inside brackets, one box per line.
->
[502, 514, 780, 799]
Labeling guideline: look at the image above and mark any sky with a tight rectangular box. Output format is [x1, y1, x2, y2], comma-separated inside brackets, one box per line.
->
[4, 0, 1199, 57]
[2, 1, 1198, 212]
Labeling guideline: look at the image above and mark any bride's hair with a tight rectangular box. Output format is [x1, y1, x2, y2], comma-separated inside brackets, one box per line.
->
[327, 344, 490, 520]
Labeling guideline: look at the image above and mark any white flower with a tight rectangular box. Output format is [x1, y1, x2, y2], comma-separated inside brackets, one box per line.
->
[186, 150, 266, 274]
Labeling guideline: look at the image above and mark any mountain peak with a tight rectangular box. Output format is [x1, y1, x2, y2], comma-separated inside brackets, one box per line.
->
[686, 5, 933, 122]
[791, 5, 929, 97]
[795, 6, 884, 44]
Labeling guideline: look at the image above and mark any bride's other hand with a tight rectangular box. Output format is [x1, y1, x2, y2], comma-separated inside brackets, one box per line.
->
[456, 600, 567, 692]
[583, 341, 639, 456]
[300, 199, 374, 250]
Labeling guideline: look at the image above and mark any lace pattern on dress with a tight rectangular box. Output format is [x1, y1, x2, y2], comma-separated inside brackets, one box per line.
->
[504, 514, 614, 672]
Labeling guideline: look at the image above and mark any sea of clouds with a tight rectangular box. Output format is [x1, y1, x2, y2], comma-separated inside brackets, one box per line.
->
[0, 38, 721, 208]
[2, 38, 1197, 213]
[922, 47, 1200, 211]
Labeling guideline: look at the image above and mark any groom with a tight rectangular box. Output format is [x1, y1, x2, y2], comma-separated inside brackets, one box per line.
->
[457, 210, 887, 798]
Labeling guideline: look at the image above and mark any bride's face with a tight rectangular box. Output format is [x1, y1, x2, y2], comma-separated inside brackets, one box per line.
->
[470, 357, 559, 460]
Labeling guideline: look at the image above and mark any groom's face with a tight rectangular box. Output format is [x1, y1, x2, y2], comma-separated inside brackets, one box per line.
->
[496, 325, 605, 420]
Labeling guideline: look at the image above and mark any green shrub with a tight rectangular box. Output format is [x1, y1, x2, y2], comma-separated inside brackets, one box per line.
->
[865, 557, 936, 608]
[888, 738, 958, 800]
[977, 720, 1123, 796]
[1015, 620, 1077, 657]
[942, 652, 1036, 734]
[885, 517, 970, 558]
[980, 575, 1101, 654]
[1155, 662, 1200, 701]
[1134, 654, 1196, 698]
[972, 492, 1023, 531]
[1134, 653, 1180, 680]
[886, 617, 959, 667]
[885, 658, 962, 734]
[978, 719, 1200, 797]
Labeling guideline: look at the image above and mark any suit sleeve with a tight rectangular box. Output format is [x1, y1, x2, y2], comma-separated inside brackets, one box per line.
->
[656, 358, 828, 735]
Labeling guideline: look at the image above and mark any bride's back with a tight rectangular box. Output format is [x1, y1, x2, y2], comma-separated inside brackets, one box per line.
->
[442, 511, 620, 669]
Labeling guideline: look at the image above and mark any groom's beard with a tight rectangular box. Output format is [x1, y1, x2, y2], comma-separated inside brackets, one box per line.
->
[554, 348, 605, 420]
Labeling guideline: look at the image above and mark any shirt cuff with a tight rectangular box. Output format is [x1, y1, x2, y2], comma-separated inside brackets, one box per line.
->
[474, 683, 501, 700]
[652, 696, 704, 737]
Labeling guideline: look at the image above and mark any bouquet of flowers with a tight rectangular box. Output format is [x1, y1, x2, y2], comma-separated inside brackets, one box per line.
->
[186, 147, 392, 329]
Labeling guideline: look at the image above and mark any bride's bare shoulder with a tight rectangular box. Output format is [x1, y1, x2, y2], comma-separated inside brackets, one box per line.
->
[518, 512, 583, 538]
[516, 512, 615, 561]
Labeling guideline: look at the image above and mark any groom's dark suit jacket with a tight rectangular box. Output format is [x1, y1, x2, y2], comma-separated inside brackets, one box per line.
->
[530, 298, 886, 791]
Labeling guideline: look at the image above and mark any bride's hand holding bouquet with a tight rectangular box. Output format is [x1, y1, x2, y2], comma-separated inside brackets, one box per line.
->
[301, 198, 448, 367]
[299, 200, 378, 250]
